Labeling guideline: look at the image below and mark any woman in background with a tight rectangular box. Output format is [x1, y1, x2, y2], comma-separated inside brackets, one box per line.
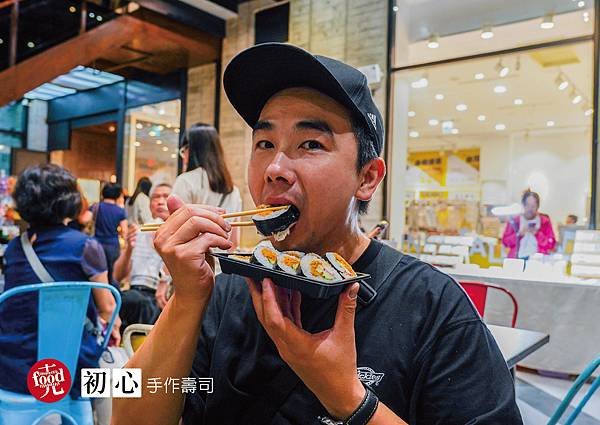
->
[0, 164, 120, 399]
[502, 189, 556, 259]
[126, 177, 152, 226]
[173, 123, 242, 248]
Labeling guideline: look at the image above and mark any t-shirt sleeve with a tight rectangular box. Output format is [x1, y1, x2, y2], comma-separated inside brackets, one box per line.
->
[118, 206, 127, 222]
[81, 238, 108, 278]
[172, 174, 194, 204]
[412, 320, 523, 424]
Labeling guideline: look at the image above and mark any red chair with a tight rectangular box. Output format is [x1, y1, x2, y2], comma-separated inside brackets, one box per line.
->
[458, 281, 519, 328]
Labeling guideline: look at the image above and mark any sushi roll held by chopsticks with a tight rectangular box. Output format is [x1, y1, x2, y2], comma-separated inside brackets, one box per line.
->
[252, 205, 300, 241]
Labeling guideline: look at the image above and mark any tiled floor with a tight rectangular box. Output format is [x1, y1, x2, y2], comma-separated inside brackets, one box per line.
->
[517, 370, 600, 424]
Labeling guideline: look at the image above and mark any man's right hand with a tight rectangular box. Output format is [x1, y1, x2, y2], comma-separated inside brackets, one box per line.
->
[153, 195, 233, 305]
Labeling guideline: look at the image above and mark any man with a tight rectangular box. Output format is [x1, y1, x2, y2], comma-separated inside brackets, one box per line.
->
[114, 43, 522, 424]
[113, 183, 172, 331]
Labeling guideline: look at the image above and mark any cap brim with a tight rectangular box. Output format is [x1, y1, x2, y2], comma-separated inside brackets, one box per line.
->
[223, 43, 364, 129]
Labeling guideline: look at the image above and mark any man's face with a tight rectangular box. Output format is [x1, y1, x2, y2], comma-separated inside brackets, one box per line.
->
[150, 185, 171, 220]
[248, 87, 363, 252]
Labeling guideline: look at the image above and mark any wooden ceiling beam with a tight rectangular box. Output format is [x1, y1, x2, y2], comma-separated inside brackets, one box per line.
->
[0, 15, 143, 106]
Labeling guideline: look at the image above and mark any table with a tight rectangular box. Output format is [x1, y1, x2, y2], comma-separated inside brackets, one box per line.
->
[488, 325, 549, 369]
[452, 271, 600, 375]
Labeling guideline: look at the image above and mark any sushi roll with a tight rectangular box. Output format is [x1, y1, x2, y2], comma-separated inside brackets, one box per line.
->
[228, 254, 252, 263]
[251, 244, 279, 269]
[325, 252, 357, 279]
[277, 252, 302, 275]
[300, 253, 342, 283]
[252, 205, 300, 241]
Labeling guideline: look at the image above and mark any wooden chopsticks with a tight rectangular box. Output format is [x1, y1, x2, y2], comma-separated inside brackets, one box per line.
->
[139, 205, 288, 232]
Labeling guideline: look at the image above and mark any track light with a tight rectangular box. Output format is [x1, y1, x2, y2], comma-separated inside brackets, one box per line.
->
[495, 60, 509, 78]
[427, 34, 439, 49]
[540, 13, 555, 29]
[570, 89, 583, 105]
[481, 25, 494, 39]
[555, 74, 569, 91]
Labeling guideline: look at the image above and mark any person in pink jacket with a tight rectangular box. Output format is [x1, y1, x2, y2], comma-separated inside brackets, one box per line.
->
[502, 189, 556, 259]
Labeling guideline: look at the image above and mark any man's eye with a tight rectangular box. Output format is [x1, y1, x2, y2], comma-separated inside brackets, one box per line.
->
[300, 140, 323, 150]
[256, 140, 274, 149]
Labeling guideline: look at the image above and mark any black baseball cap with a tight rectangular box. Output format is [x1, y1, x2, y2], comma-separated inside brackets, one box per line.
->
[223, 43, 384, 156]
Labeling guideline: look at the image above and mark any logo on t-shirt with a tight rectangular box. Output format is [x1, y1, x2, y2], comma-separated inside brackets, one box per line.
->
[27, 358, 71, 402]
[357, 366, 384, 387]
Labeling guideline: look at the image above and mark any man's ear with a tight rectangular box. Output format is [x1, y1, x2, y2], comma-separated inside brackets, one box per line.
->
[355, 158, 386, 202]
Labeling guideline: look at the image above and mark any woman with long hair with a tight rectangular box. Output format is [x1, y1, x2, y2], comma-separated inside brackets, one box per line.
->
[126, 177, 153, 225]
[173, 123, 242, 247]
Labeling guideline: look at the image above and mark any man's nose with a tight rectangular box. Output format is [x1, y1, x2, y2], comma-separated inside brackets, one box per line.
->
[265, 152, 296, 185]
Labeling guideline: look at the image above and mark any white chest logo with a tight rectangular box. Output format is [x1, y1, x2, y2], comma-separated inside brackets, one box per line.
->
[357, 366, 384, 387]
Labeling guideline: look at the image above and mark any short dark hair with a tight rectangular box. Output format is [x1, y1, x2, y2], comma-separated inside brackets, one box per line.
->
[14, 164, 81, 226]
[102, 183, 122, 200]
[351, 116, 378, 215]
[521, 189, 540, 207]
[567, 214, 578, 224]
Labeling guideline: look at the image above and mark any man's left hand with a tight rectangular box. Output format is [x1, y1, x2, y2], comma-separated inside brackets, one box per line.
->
[246, 278, 366, 420]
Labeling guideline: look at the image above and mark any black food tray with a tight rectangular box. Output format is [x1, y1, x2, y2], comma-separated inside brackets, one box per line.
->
[212, 253, 375, 302]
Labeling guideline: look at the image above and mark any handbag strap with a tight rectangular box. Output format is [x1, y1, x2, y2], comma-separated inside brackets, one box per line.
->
[20, 232, 55, 283]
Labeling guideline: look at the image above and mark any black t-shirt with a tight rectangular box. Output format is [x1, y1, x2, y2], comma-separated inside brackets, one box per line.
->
[183, 240, 523, 424]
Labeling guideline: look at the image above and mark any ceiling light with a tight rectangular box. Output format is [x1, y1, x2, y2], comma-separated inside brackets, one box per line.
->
[435, 93, 444, 100]
[546, 120, 555, 127]
[68, 6, 76, 12]
[584, 11, 590, 22]
[442, 121, 454, 132]
[162, 146, 169, 152]
[0, 39, 3, 45]
[495, 123, 506, 131]
[408, 110, 416, 117]
[158, 108, 166, 115]
[156, 140, 163, 145]
[481, 25, 494, 39]
[27, 42, 35, 48]
[0, 145, 4, 151]
[477, 115, 486, 121]
[411, 76, 429, 89]
[136, 123, 143, 130]
[494, 85, 507, 94]
[495, 60, 509, 78]
[428, 119, 439, 126]
[171, 153, 177, 159]
[174, 128, 180, 134]
[88, 12, 95, 18]
[585, 108, 594, 116]
[456, 103, 468, 112]
[451, 128, 459, 135]
[571, 89, 583, 104]
[108, 125, 116, 132]
[96, 15, 103, 21]
[166, 123, 172, 128]
[149, 131, 156, 137]
[157, 125, 164, 131]
[409, 130, 419, 138]
[555, 74, 569, 91]
[540, 13, 555, 29]
[134, 142, 141, 147]
[514, 98, 523, 105]
[392, 5, 399, 12]
[578, 1, 585, 8]
[474, 73, 485, 80]
[427, 34, 439, 49]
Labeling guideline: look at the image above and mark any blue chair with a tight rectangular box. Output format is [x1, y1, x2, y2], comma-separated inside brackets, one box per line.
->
[0, 282, 121, 425]
[547, 355, 600, 425]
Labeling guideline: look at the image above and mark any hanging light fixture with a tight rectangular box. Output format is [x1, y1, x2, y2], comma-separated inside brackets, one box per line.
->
[481, 25, 494, 39]
[495, 59, 509, 77]
[427, 34, 440, 49]
[540, 13, 555, 29]
[555, 74, 569, 91]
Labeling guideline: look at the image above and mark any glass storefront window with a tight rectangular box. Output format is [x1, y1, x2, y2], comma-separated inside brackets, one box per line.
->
[123, 100, 181, 195]
[390, 40, 593, 262]
[394, 0, 594, 68]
